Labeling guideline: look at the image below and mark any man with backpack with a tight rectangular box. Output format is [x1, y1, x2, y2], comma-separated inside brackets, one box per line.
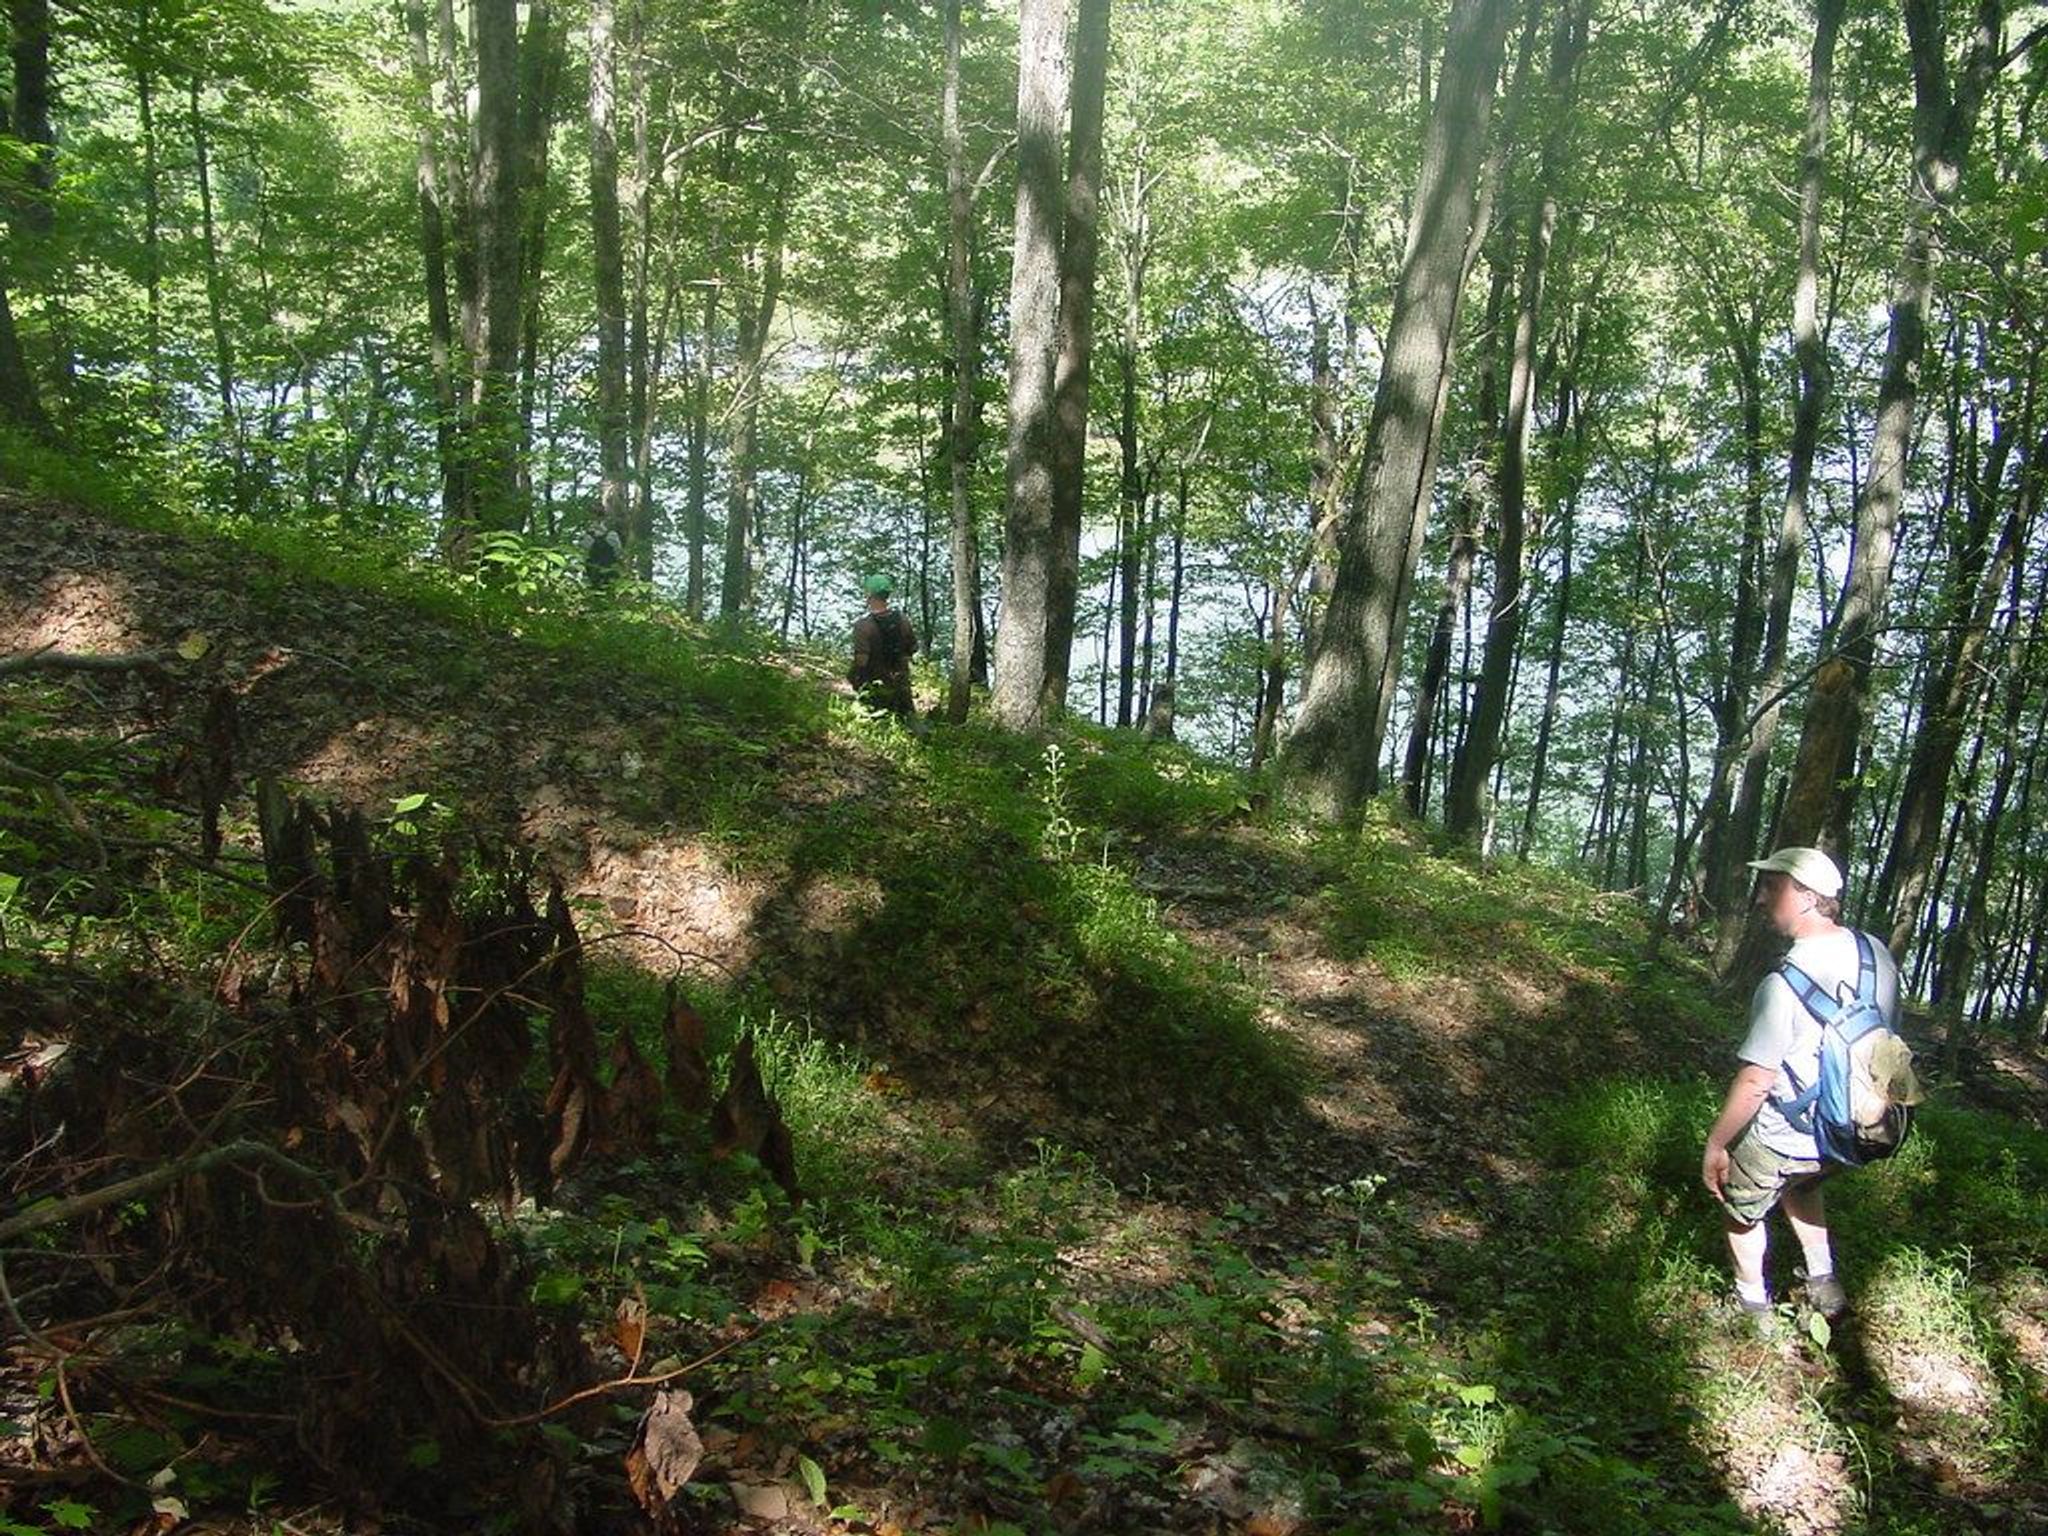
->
[849, 574, 918, 719]
[1700, 845, 1916, 1329]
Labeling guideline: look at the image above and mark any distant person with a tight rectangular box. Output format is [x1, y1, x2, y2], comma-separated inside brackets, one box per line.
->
[584, 525, 625, 589]
[849, 574, 917, 719]
[1700, 846, 1903, 1330]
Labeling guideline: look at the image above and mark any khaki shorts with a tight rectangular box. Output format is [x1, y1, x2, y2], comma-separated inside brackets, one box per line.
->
[1717, 1121, 1832, 1225]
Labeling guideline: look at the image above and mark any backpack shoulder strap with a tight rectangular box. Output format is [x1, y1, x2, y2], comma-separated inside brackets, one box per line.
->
[1775, 957, 1843, 1029]
[1853, 929, 1879, 1008]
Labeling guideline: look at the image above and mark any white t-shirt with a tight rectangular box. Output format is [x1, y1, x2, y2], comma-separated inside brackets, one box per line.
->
[1738, 926, 1902, 1158]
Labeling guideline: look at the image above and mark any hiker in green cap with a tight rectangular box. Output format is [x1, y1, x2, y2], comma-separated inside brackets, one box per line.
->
[849, 574, 918, 719]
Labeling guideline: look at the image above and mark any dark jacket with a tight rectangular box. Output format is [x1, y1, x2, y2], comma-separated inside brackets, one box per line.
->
[850, 608, 917, 714]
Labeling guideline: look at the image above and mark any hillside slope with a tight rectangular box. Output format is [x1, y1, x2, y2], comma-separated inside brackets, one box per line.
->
[4, 491, 2046, 1536]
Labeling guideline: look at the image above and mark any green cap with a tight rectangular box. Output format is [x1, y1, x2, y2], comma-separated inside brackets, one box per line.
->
[862, 574, 893, 598]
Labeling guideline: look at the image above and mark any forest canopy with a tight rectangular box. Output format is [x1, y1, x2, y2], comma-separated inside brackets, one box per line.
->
[3, 0, 2047, 1041]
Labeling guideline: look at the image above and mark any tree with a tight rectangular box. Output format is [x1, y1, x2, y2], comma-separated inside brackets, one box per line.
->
[991, 0, 1069, 729]
[1280, 0, 1514, 819]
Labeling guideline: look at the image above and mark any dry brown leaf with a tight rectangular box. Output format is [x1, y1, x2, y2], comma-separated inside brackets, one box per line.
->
[613, 1288, 648, 1363]
[625, 1389, 704, 1527]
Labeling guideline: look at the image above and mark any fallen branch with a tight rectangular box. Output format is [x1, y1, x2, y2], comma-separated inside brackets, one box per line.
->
[0, 1138, 339, 1244]
[0, 644, 170, 679]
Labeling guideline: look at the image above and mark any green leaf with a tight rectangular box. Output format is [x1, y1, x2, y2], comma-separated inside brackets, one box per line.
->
[532, 1270, 584, 1307]
[406, 1438, 443, 1470]
[797, 1454, 827, 1509]
[46, 1501, 96, 1531]
[1807, 1313, 1832, 1349]
[1456, 1383, 1498, 1407]
[1075, 1341, 1110, 1389]
[391, 792, 432, 815]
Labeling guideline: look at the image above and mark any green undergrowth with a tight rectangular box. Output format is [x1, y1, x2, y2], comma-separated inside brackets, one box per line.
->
[1491, 1077, 2048, 1533]
[11, 452, 2048, 1532]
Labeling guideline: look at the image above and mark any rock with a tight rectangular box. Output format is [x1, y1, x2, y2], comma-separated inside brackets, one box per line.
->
[730, 1482, 790, 1521]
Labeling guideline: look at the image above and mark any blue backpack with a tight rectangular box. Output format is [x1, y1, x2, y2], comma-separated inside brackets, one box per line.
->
[1773, 930, 1915, 1167]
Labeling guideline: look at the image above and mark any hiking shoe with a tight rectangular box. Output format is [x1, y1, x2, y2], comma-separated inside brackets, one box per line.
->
[1803, 1271, 1849, 1320]
[1731, 1292, 1777, 1339]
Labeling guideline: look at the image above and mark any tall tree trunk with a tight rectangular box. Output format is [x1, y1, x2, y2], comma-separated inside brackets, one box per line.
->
[515, 0, 558, 511]
[588, 0, 630, 548]
[944, 0, 982, 724]
[1037, 0, 1111, 719]
[405, 0, 464, 534]
[1447, 0, 1585, 842]
[1280, 0, 1513, 818]
[1876, 401, 2036, 954]
[1403, 490, 1481, 817]
[1713, 0, 1846, 977]
[1303, 302, 1342, 665]
[720, 169, 792, 621]
[1112, 147, 1153, 728]
[189, 78, 249, 510]
[686, 287, 716, 617]
[1145, 465, 1189, 740]
[133, 4, 165, 410]
[991, 0, 1069, 728]
[1517, 448, 1576, 858]
[1768, 0, 2002, 859]
[459, 0, 528, 550]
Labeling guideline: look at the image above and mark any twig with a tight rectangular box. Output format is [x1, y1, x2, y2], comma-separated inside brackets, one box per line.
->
[476, 1326, 763, 1428]
[0, 751, 108, 869]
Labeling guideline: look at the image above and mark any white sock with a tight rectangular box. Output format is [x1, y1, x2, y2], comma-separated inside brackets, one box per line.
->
[1735, 1277, 1770, 1307]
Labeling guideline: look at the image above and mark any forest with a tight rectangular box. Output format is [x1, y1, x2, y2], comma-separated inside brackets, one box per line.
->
[3, 0, 2048, 1532]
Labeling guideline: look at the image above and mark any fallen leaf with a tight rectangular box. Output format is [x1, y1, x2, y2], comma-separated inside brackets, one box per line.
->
[625, 1389, 703, 1526]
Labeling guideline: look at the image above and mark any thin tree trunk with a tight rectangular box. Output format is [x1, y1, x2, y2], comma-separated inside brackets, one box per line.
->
[448, 0, 527, 555]
[944, 0, 982, 723]
[1518, 440, 1576, 859]
[1447, 0, 1585, 842]
[515, 0, 558, 512]
[1403, 496, 1481, 817]
[1281, 0, 1513, 817]
[189, 78, 249, 509]
[720, 171, 791, 621]
[589, 0, 630, 549]
[1769, 0, 2002, 858]
[1877, 404, 2037, 954]
[1715, 0, 1845, 977]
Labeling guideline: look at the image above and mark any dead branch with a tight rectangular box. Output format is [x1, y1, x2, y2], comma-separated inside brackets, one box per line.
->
[476, 1326, 763, 1429]
[0, 644, 170, 679]
[0, 1138, 340, 1244]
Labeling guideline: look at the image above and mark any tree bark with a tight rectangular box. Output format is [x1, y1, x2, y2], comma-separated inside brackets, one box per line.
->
[944, 0, 982, 724]
[991, 0, 1069, 728]
[1517, 432, 1576, 859]
[1037, 0, 1111, 715]
[1877, 398, 2036, 956]
[1403, 487, 1481, 817]
[589, 0, 630, 549]
[1712, 0, 1845, 977]
[1447, 0, 1585, 842]
[720, 167, 792, 622]
[445, 0, 528, 556]
[1280, 0, 1513, 818]
[189, 78, 249, 510]
[1768, 0, 2002, 859]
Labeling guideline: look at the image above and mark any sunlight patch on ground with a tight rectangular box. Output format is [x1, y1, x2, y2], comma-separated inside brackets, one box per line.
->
[1709, 1386, 1851, 1536]
[1991, 1273, 2048, 1387]
[0, 567, 146, 655]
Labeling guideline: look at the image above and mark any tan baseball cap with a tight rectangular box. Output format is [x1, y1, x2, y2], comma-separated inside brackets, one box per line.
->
[1746, 845, 1844, 899]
